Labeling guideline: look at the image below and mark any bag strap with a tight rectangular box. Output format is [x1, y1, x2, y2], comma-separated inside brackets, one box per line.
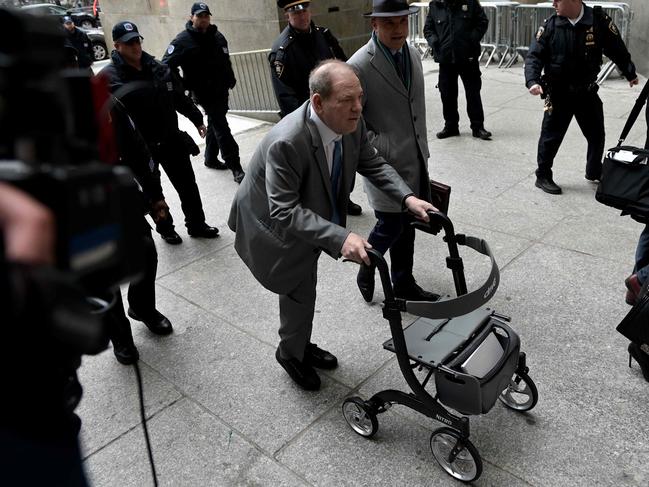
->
[618, 78, 649, 146]
[405, 235, 499, 319]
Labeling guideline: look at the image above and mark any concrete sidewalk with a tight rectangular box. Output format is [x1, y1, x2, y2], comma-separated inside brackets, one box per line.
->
[77, 60, 649, 486]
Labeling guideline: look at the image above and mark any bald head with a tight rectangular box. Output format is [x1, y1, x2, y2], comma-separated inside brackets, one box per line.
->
[309, 60, 363, 134]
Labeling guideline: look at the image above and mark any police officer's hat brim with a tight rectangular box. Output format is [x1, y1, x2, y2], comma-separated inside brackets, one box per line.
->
[363, 6, 419, 17]
[280, 0, 310, 12]
[193, 8, 211, 15]
[115, 32, 144, 43]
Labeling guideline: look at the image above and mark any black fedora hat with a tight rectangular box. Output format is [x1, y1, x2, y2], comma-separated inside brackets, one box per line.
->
[364, 0, 419, 17]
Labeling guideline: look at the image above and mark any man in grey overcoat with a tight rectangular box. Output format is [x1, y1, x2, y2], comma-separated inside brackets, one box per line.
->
[228, 60, 434, 391]
[348, 0, 437, 303]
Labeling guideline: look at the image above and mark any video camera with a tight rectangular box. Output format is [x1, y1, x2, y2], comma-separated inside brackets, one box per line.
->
[0, 8, 143, 354]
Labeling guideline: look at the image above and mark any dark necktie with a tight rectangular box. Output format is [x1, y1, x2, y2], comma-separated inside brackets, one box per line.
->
[330, 139, 342, 224]
[393, 50, 404, 82]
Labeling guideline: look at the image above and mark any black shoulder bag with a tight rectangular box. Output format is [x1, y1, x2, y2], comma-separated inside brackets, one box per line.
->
[596, 78, 649, 221]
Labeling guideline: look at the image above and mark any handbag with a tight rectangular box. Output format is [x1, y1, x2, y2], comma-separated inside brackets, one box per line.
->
[429, 179, 451, 215]
[178, 130, 200, 157]
[616, 279, 649, 346]
[596, 78, 649, 220]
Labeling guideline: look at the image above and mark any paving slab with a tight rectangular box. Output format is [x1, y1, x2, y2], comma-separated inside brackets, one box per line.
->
[84, 399, 307, 487]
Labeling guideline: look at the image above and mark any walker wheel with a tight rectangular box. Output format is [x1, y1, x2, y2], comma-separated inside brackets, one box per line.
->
[430, 427, 482, 483]
[499, 370, 538, 412]
[342, 397, 378, 438]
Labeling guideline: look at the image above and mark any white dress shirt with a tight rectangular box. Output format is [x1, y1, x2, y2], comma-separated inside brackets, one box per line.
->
[309, 106, 342, 175]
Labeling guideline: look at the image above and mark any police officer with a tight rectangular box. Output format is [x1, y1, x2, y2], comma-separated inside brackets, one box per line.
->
[101, 21, 219, 244]
[424, 0, 491, 140]
[106, 97, 175, 365]
[162, 2, 245, 184]
[269, 0, 362, 215]
[525, 0, 638, 195]
[62, 15, 94, 69]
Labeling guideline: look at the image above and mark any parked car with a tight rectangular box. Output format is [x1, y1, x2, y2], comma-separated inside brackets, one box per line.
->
[85, 28, 107, 61]
[21, 3, 100, 29]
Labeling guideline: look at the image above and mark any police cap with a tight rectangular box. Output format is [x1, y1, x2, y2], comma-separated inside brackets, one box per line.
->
[191, 2, 212, 15]
[112, 21, 144, 43]
[277, 0, 311, 12]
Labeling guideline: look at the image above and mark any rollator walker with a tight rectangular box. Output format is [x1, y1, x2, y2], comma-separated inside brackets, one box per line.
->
[342, 212, 538, 483]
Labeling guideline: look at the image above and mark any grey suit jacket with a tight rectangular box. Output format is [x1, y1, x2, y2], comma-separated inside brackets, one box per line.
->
[348, 37, 430, 212]
[228, 102, 412, 295]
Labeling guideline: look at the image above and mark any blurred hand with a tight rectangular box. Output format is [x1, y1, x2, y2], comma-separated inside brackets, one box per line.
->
[529, 84, 543, 96]
[198, 125, 207, 138]
[405, 196, 436, 222]
[341, 232, 372, 265]
[630, 77, 639, 87]
[0, 182, 55, 265]
[150, 199, 169, 223]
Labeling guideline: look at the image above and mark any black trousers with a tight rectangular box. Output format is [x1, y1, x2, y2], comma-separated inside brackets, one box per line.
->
[536, 89, 605, 179]
[109, 219, 158, 344]
[152, 139, 206, 233]
[367, 211, 416, 287]
[438, 60, 485, 130]
[201, 98, 240, 166]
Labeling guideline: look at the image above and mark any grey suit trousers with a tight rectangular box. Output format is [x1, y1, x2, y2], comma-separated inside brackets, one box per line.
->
[278, 259, 318, 361]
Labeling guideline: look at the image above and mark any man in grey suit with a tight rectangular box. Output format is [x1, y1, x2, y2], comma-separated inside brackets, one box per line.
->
[228, 60, 434, 390]
[349, 0, 437, 303]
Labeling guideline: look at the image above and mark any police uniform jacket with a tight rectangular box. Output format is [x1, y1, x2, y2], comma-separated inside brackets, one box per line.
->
[348, 37, 431, 213]
[101, 50, 203, 149]
[111, 98, 164, 211]
[227, 101, 412, 295]
[68, 26, 94, 68]
[424, 0, 488, 64]
[525, 4, 636, 92]
[162, 21, 236, 106]
[269, 21, 346, 117]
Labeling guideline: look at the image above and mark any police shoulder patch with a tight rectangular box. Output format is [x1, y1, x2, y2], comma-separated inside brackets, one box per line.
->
[222, 46, 229, 54]
[536, 26, 545, 41]
[609, 21, 619, 36]
[167, 44, 175, 55]
[274, 60, 284, 78]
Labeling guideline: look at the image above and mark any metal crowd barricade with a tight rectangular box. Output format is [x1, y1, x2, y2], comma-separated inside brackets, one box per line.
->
[409, 2, 432, 58]
[228, 49, 279, 114]
[480, 2, 519, 68]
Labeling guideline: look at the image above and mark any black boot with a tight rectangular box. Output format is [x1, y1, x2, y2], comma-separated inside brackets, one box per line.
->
[436, 126, 460, 139]
[535, 175, 562, 195]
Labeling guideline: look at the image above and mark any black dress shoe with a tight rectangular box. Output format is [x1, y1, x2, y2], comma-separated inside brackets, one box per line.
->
[436, 127, 460, 139]
[188, 223, 220, 238]
[347, 199, 362, 216]
[160, 230, 182, 245]
[275, 348, 321, 390]
[472, 128, 492, 140]
[128, 308, 174, 335]
[394, 281, 440, 302]
[112, 341, 139, 365]
[232, 168, 245, 184]
[357, 265, 375, 302]
[535, 176, 562, 195]
[204, 159, 228, 170]
[304, 343, 338, 370]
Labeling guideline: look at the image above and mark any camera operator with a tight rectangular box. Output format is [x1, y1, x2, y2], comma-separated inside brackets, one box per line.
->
[0, 184, 89, 485]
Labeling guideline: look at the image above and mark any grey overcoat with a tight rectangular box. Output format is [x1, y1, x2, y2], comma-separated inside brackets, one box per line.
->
[348, 37, 431, 212]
